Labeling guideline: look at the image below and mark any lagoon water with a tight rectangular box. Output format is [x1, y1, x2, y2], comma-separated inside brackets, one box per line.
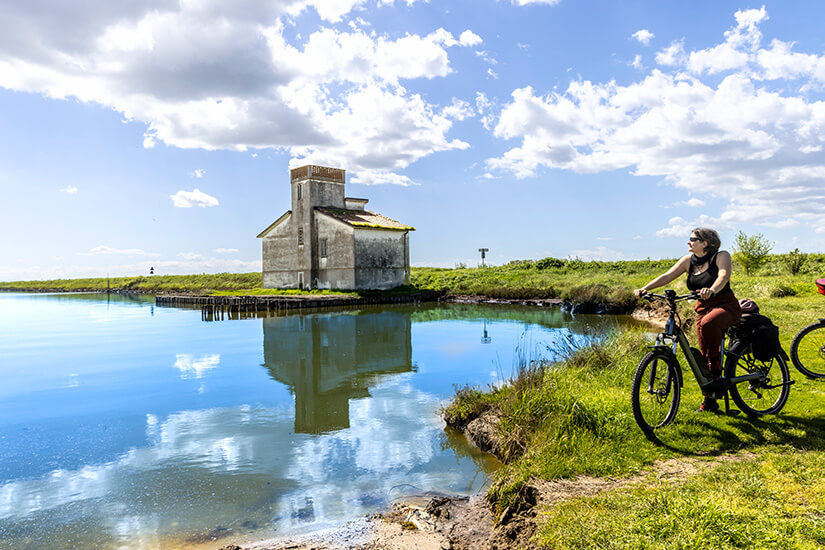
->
[0, 293, 644, 549]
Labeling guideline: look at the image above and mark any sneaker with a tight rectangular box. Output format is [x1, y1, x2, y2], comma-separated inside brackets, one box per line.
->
[697, 398, 720, 413]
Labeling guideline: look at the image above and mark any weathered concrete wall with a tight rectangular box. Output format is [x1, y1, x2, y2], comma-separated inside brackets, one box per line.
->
[262, 214, 302, 288]
[353, 229, 409, 289]
[315, 214, 355, 289]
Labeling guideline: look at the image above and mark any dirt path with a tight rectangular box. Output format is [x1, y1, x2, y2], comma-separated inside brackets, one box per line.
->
[219, 452, 753, 550]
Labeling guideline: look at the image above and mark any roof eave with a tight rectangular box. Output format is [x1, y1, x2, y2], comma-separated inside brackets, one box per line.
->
[257, 211, 291, 238]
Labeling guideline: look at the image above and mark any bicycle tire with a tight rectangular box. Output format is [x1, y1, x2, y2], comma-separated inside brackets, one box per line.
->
[726, 347, 791, 417]
[632, 351, 681, 434]
[790, 321, 825, 379]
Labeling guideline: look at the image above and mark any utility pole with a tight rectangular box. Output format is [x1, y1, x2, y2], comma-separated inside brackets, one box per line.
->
[478, 248, 488, 268]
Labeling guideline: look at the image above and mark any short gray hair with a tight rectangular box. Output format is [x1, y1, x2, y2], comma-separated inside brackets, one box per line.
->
[691, 227, 721, 255]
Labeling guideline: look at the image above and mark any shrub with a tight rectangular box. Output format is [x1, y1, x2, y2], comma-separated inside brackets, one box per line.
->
[535, 257, 566, 270]
[770, 284, 797, 298]
[782, 248, 807, 275]
[732, 231, 773, 275]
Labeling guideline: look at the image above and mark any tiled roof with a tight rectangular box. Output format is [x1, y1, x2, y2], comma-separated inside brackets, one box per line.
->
[316, 207, 414, 231]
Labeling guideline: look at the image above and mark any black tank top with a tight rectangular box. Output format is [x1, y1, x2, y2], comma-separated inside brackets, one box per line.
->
[686, 253, 732, 295]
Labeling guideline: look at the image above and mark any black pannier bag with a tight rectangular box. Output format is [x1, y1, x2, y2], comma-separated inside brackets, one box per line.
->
[728, 310, 782, 362]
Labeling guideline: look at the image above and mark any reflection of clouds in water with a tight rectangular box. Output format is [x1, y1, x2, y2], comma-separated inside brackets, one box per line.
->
[0, 405, 291, 521]
[0, 383, 474, 539]
[278, 379, 465, 530]
[173, 353, 220, 379]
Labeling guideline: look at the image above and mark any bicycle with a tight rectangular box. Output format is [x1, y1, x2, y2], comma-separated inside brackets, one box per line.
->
[631, 289, 793, 435]
[789, 278, 825, 379]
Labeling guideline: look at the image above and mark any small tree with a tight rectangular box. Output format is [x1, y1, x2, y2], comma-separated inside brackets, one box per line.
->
[782, 247, 807, 275]
[732, 231, 773, 275]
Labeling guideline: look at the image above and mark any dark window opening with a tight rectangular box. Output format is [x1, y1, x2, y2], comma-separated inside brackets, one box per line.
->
[320, 238, 327, 258]
[298, 227, 304, 246]
[297, 183, 302, 200]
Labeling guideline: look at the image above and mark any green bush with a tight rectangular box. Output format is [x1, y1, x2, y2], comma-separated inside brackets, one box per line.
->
[782, 248, 808, 275]
[732, 231, 773, 275]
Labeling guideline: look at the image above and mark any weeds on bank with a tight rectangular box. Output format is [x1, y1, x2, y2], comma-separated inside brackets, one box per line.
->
[446, 314, 825, 518]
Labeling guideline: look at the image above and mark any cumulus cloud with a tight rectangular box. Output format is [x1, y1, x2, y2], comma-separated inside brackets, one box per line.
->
[215, 248, 239, 254]
[683, 198, 706, 208]
[487, 7, 825, 234]
[632, 29, 654, 45]
[84, 245, 159, 256]
[0, 0, 473, 186]
[60, 185, 78, 194]
[170, 189, 219, 208]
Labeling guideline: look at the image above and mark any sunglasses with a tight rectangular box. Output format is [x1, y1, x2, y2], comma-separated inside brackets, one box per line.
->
[688, 237, 702, 242]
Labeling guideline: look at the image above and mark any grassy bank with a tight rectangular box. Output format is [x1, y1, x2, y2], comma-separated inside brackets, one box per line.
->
[443, 289, 825, 548]
[0, 273, 263, 293]
[3, 253, 823, 306]
[412, 253, 825, 307]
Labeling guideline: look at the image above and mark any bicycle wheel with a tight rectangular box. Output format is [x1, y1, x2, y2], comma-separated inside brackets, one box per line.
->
[727, 348, 791, 417]
[790, 321, 825, 379]
[632, 351, 681, 434]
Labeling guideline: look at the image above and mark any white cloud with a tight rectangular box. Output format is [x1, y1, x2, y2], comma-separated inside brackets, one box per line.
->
[60, 185, 78, 194]
[475, 50, 498, 65]
[632, 29, 654, 46]
[459, 30, 482, 47]
[0, 1, 471, 186]
[170, 189, 219, 208]
[631, 54, 643, 70]
[189, 169, 206, 178]
[656, 40, 685, 66]
[569, 246, 624, 261]
[215, 248, 239, 254]
[682, 198, 705, 207]
[487, 8, 825, 234]
[487, 68, 499, 79]
[178, 252, 207, 261]
[84, 245, 159, 257]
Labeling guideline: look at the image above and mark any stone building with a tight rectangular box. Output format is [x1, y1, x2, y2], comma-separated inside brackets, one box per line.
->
[257, 165, 414, 290]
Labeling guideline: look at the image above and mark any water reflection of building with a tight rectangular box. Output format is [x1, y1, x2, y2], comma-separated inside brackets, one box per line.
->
[263, 310, 413, 434]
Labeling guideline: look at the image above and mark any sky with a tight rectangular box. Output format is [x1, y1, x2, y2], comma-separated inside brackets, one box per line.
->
[1, 0, 825, 280]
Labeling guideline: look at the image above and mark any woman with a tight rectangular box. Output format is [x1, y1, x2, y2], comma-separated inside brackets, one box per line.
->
[634, 228, 741, 412]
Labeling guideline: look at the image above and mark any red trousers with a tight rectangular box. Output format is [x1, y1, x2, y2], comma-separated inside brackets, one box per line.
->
[694, 293, 742, 375]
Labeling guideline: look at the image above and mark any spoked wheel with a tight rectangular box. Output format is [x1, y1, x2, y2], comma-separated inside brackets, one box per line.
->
[632, 351, 681, 434]
[726, 348, 791, 417]
[790, 321, 825, 379]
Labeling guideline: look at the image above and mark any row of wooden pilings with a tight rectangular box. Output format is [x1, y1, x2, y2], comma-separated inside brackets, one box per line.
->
[155, 291, 443, 321]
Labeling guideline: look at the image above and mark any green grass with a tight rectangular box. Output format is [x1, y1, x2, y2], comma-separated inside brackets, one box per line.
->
[0, 273, 263, 293]
[442, 289, 825, 537]
[535, 449, 825, 549]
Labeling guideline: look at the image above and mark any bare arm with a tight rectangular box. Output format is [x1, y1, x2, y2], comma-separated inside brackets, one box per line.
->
[698, 250, 732, 299]
[634, 255, 691, 297]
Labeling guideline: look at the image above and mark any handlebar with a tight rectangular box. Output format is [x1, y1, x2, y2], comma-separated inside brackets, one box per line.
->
[640, 290, 699, 303]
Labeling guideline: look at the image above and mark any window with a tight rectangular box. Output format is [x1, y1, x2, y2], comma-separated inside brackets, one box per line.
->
[320, 238, 327, 258]
[297, 183, 302, 200]
[298, 227, 304, 246]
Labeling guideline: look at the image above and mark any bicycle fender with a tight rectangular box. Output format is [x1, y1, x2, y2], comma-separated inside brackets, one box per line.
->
[645, 346, 684, 388]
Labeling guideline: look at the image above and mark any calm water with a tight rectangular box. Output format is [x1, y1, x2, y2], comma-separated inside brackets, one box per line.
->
[0, 293, 644, 549]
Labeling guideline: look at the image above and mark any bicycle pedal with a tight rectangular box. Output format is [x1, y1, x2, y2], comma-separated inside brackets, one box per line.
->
[726, 409, 741, 416]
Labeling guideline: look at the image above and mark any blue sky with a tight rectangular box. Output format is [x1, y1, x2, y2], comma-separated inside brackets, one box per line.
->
[1, 1, 825, 280]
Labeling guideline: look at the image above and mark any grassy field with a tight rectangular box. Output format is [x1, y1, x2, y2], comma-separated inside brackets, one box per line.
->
[2, 253, 823, 305]
[443, 282, 825, 548]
